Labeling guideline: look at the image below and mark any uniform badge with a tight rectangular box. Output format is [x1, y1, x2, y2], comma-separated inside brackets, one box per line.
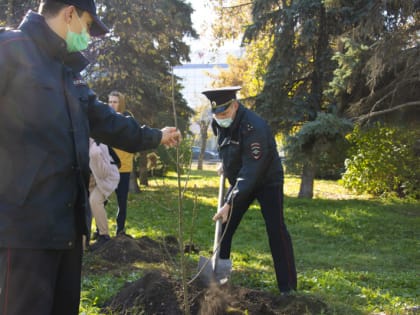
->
[250, 142, 262, 160]
[247, 123, 254, 131]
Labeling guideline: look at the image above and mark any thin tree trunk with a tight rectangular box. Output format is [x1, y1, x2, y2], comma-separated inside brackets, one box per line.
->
[128, 153, 141, 193]
[129, 168, 141, 193]
[138, 153, 149, 186]
[197, 120, 209, 170]
[197, 154, 204, 170]
[297, 4, 326, 200]
[298, 161, 315, 198]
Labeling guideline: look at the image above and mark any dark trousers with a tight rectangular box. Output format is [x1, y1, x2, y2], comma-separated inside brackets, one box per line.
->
[0, 237, 83, 315]
[116, 172, 130, 233]
[220, 183, 297, 292]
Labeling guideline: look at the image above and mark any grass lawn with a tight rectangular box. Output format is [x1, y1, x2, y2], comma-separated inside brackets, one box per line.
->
[80, 165, 419, 315]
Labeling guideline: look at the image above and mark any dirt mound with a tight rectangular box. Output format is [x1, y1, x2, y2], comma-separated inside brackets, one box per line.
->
[104, 270, 182, 315]
[103, 271, 328, 315]
[198, 285, 328, 315]
[86, 235, 330, 314]
[90, 234, 179, 264]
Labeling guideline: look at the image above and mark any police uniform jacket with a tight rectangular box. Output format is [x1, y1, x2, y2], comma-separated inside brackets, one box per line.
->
[0, 11, 162, 249]
[213, 103, 284, 206]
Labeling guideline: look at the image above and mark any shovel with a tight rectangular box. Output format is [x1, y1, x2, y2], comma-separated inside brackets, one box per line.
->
[197, 174, 232, 285]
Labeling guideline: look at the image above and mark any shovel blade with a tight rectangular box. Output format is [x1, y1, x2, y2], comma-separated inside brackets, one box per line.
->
[197, 256, 232, 286]
[197, 256, 215, 286]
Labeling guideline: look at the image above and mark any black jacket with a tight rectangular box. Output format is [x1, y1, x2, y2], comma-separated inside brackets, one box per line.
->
[213, 104, 284, 205]
[0, 12, 162, 249]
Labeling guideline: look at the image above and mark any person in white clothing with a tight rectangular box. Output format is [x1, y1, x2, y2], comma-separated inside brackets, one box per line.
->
[88, 138, 120, 250]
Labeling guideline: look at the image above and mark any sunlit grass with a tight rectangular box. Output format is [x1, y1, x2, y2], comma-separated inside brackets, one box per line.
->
[80, 166, 419, 314]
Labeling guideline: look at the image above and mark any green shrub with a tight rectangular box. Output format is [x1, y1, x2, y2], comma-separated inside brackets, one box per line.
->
[315, 139, 349, 180]
[342, 123, 420, 198]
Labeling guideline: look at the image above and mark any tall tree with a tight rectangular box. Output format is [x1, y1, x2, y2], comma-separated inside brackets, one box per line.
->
[242, 0, 419, 198]
[325, 0, 420, 125]
[244, 0, 346, 198]
[209, 1, 353, 198]
[204, 0, 418, 198]
[84, 0, 197, 132]
[207, 35, 273, 105]
[326, 0, 420, 198]
[208, 0, 272, 102]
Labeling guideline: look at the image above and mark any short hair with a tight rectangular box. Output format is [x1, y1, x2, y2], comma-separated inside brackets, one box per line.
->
[39, 0, 83, 18]
[108, 91, 126, 113]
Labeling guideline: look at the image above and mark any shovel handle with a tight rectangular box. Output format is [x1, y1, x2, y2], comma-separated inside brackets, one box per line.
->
[217, 174, 226, 209]
[212, 174, 226, 270]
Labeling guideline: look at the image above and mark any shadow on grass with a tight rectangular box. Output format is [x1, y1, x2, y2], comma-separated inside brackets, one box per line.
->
[114, 174, 419, 314]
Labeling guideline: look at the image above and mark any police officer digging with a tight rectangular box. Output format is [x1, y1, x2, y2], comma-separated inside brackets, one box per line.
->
[202, 86, 297, 295]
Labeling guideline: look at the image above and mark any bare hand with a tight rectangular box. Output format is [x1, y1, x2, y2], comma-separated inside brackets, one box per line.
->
[213, 203, 230, 223]
[160, 127, 182, 148]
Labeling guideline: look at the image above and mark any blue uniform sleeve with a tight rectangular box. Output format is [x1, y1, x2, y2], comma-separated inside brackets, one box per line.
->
[0, 29, 16, 97]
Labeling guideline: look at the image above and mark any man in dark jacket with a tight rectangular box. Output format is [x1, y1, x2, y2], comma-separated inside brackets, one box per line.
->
[202, 86, 297, 295]
[0, 0, 180, 314]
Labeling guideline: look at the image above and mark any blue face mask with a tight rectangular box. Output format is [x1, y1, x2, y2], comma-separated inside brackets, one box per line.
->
[66, 15, 90, 52]
[215, 117, 233, 128]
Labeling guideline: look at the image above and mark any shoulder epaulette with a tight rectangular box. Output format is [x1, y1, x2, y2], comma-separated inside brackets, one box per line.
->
[240, 122, 255, 136]
[0, 26, 13, 33]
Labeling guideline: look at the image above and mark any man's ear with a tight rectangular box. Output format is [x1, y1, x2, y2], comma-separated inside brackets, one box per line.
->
[63, 5, 76, 24]
[233, 100, 240, 111]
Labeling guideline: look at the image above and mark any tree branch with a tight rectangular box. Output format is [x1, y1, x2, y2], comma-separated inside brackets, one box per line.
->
[222, 2, 253, 10]
[357, 101, 420, 122]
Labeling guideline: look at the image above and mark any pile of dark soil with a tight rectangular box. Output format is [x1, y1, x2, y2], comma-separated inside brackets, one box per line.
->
[90, 234, 179, 264]
[85, 235, 330, 315]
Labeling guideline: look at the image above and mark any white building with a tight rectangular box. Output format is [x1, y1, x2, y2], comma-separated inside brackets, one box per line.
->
[173, 63, 228, 110]
[174, 35, 244, 149]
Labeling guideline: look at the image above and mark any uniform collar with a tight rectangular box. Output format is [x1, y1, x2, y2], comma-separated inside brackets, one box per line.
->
[229, 103, 245, 130]
[212, 103, 245, 137]
[19, 11, 89, 72]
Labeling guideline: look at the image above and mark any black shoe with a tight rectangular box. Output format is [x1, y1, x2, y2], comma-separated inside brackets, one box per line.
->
[89, 235, 110, 251]
[280, 290, 295, 297]
[116, 230, 133, 238]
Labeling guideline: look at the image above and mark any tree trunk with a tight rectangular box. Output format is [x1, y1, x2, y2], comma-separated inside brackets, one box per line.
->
[129, 168, 141, 193]
[138, 153, 149, 186]
[298, 161, 315, 198]
[129, 153, 141, 193]
[297, 5, 327, 200]
[197, 120, 209, 170]
[197, 154, 203, 170]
